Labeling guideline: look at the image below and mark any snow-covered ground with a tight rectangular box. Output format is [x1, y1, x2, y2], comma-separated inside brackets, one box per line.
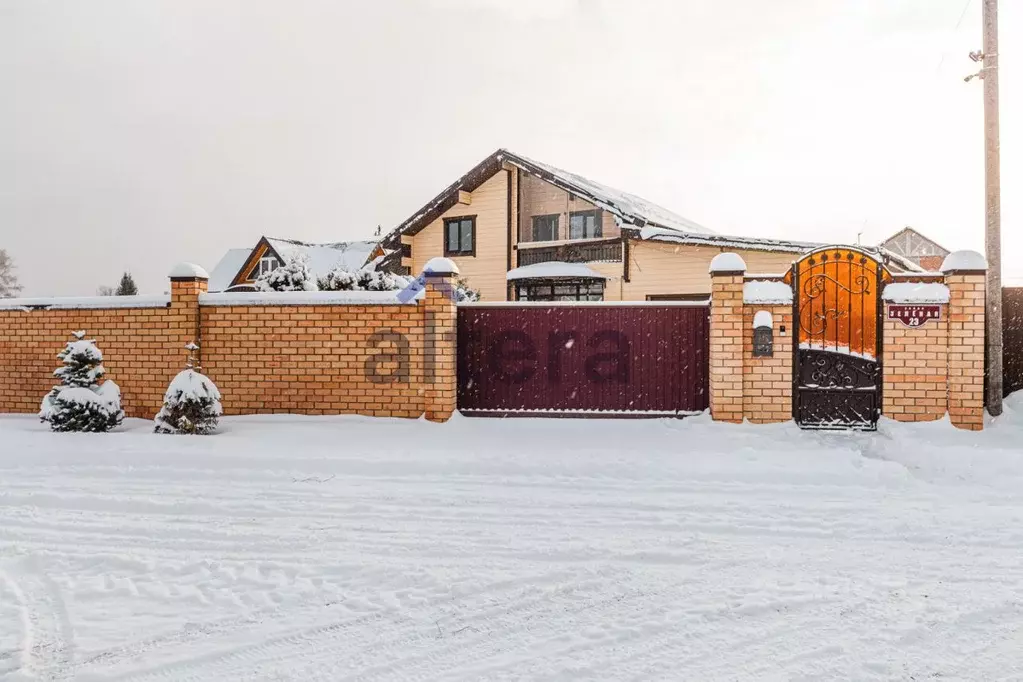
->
[2, 399, 1023, 680]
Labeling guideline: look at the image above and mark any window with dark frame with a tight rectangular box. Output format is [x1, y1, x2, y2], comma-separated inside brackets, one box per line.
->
[444, 216, 475, 256]
[514, 279, 604, 302]
[531, 214, 559, 242]
[569, 210, 602, 239]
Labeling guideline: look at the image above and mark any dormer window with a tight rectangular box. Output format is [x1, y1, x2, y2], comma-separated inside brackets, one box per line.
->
[249, 255, 280, 280]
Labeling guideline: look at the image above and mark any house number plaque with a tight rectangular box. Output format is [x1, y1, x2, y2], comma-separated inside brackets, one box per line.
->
[888, 304, 941, 328]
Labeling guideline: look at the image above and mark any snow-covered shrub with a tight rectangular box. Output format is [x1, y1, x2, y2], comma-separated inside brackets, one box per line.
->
[452, 277, 480, 303]
[155, 343, 223, 435]
[318, 267, 412, 292]
[318, 267, 479, 302]
[256, 255, 317, 292]
[40, 331, 124, 432]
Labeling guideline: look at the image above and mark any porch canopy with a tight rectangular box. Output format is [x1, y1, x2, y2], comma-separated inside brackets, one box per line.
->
[506, 261, 607, 301]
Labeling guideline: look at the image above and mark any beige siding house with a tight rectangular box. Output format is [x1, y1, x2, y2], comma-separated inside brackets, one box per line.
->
[383, 149, 920, 301]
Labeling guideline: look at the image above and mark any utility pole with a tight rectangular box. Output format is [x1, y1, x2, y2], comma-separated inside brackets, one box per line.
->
[982, 0, 1003, 415]
[967, 1, 1004, 413]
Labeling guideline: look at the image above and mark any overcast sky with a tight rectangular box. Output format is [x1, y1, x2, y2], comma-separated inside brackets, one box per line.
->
[3, 0, 1021, 296]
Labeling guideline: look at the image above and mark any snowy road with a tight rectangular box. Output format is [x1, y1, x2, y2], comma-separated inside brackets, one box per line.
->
[1, 401, 1022, 680]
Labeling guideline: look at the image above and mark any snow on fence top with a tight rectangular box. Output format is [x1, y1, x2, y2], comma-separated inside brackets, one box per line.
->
[882, 282, 951, 304]
[752, 310, 774, 329]
[0, 295, 171, 311]
[198, 291, 417, 306]
[743, 281, 793, 304]
[941, 250, 987, 272]
[708, 252, 746, 274]
[422, 256, 460, 276]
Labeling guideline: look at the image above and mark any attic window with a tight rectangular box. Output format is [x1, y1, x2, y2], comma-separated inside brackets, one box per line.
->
[249, 256, 279, 280]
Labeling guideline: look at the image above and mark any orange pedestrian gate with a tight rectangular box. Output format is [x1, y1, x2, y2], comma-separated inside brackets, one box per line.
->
[787, 248, 890, 430]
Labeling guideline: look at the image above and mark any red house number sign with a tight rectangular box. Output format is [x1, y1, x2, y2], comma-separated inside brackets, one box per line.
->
[888, 304, 941, 327]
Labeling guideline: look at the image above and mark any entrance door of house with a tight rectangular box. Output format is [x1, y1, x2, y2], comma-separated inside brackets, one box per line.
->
[789, 248, 889, 430]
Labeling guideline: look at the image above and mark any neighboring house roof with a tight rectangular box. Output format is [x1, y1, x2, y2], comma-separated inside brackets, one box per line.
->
[207, 237, 380, 292]
[208, 248, 254, 292]
[383, 148, 713, 248]
[881, 227, 951, 258]
[265, 237, 379, 276]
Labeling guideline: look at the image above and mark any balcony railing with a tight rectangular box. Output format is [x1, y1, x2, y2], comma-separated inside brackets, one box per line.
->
[517, 240, 623, 267]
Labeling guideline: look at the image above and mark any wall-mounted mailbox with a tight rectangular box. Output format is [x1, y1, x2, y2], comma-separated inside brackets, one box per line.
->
[752, 310, 774, 358]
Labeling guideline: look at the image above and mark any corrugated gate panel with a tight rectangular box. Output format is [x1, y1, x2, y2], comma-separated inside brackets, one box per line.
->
[457, 304, 709, 416]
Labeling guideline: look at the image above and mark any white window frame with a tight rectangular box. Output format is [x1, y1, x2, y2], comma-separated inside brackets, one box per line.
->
[253, 256, 279, 278]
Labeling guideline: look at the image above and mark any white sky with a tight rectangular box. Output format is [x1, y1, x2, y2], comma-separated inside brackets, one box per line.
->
[3, 0, 1021, 295]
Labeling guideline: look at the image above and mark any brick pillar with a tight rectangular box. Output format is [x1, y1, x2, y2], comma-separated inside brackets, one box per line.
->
[709, 253, 746, 423]
[943, 251, 987, 430]
[169, 263, 209, 365]
[422, 259, 458, 422]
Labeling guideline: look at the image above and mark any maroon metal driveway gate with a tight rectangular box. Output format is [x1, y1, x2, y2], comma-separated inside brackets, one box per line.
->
[457, 303, 709, 416]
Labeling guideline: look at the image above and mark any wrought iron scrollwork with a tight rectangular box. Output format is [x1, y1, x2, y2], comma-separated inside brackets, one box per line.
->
[805, 351, 877, 388]
[800, 308, 844, 336]
[802, 273, 871, 299]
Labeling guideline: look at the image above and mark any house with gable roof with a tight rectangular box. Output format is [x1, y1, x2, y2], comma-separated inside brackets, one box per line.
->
[880, 227, 951, 272]
[207, 236, 383, 292]
[381, 149, 921, 302]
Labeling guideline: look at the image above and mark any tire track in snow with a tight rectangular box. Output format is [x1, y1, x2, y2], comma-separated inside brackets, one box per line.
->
[0, 559, 75, 681]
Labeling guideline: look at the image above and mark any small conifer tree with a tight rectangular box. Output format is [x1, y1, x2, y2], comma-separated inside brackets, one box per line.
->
[154, 342, 223, 435]
[115, 272, 138, 295]
[40, 331, 124, 432]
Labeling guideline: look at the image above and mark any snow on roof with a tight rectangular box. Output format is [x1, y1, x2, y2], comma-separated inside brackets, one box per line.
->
[207, 249, 253, 292]
[266, 238, 379, 278]
[642, 225, 819, 254]
[941, 250, 987, 272]
[506, 262, 608, 281]
[709, 253, 747, 274]
[744, 281, 793, 304]
[882, 282, 951, 304]
[169, 262, 210, 279]
[507, 152, 714, 235]
[752, 310, 774, 328]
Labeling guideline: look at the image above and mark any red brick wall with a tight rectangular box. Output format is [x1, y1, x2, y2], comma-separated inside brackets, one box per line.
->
[742, 305, 793, 423]
[200, 303, 427, 418]
[0, 275, 457, 422]
[883, 305, 948, 422]
[0, 304, 181, 419]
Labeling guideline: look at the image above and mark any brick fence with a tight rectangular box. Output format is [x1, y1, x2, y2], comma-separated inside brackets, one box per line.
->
[0, 264, 458, 422]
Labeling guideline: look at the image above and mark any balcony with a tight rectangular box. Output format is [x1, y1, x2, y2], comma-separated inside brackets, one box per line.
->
[517, 239, 622, 267]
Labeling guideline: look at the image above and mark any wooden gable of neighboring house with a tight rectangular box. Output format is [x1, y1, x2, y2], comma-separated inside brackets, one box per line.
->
[207, 237, 383, 292]
[229, 237, 281, 288]
[881, 227, 950, 272]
